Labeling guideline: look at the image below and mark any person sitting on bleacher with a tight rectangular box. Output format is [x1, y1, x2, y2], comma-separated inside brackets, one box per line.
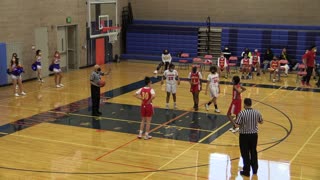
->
[241, 54, 252, 79]
[250, 49, 261, 76]
[268, 56, 280, 83]
[154, 49, 172, 75]
[241, 48, 252, 59]
[262, 48, 274, 74]
[222, 46, 231, 60]
[217, 53, 228, 78]
[279, 47, 298, 71]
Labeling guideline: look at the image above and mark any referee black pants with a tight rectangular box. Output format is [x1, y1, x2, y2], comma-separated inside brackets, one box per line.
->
[239, 133, 258, 174]
[91, 84, 100, 115]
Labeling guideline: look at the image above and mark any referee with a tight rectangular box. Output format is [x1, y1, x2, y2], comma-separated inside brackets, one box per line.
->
[90, 65, 104, 116]
[235, 98, 263, 177]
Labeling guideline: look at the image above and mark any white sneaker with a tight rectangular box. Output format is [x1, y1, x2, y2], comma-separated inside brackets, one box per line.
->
[232, 127, 239, 133]
[174, 104, 177, 109]
[20, 92, 26, 96]
[229, 127, 234, 131]
[56, 85, 61, 88]
[144, 135, 152, 140]
[14, 93, 19, 97]
[165, 104, 169, 110]
[41, 79, 44, 83]
[59, 84, 64, 87]
[215, 109, 220, 113]
[153, 70, 158, 74]
[205, 104, 209, 111]
[272, 79, 276, 83]
[137, 134, 142, 139]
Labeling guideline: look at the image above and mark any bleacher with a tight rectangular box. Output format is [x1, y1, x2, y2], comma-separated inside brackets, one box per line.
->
[222, 29, 320, 63]
[121, 24, 198, 62]
[121, 20, 320, 63]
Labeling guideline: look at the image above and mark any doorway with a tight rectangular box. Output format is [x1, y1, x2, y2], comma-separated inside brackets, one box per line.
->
[57, 25, 78, 71]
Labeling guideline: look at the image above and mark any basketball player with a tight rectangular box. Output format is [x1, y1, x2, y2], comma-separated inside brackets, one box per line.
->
[205, 66, 220, 113]
[9, 54, 26, 97]
[188, 66, 203, 111]
[52, 51, 63, 88]
[240, 54, 252, 79]
[268, 56, 280, 82]
[161, 64, 180, 109]
[217, 53, 228, 78]
[251, 49, 261, 76]
[135, 77, 155, 140]
[35, 49, 44, 83]
[227, 76, 246, 133]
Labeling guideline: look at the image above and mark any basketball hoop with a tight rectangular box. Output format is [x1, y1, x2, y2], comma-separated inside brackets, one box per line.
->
[101, 26, 121, 43]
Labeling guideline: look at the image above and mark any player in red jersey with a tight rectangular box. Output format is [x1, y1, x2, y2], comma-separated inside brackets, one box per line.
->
[134, 77, 155, 140]
[188, 66, 203, 111]
[227, 76, 246, 133]
[217, 53, 228, 78]
[250, 49, 261, 76]
[240, 54, 252, 79]
[268, 56, 280, 82]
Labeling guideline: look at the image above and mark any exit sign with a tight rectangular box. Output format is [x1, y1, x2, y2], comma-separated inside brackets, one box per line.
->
[66, 17, 72, 24]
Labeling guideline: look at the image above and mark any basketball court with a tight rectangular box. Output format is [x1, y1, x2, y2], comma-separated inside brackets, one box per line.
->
[0, 60, 319, 179]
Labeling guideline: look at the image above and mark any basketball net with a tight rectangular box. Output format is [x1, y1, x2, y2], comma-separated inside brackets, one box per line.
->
[100, 23, 121, 43]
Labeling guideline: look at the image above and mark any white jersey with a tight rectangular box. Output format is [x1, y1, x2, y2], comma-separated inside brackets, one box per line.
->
[163, 69, 178, 85]
[162, 53, 172, 63]
[207, 73, 219, 87]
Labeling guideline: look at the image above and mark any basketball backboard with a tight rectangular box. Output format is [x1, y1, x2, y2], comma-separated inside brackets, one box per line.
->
[87, 0, 119, 39]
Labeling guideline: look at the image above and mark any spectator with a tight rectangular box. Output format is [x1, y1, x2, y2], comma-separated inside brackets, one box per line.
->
[154, 49, 172, 76]
[302, 45, 317, 87]
[279, 47, 298, 71]
[262, 48, 274, 73]
[222, 46, 231, 60]
[241, 48, 251, 58]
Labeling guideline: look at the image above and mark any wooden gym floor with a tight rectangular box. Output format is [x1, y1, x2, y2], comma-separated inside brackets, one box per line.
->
[0, 61, 319, 180]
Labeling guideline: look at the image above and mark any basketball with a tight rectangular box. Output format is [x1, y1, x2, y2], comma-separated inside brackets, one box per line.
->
[98, 80, 106, 87]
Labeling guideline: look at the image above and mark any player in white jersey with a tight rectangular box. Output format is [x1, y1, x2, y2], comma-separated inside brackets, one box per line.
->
[161, 64, 180, 109]
[204, 66, 220, 113]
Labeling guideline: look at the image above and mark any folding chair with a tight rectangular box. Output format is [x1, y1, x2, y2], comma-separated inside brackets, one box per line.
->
[279, 59, 289, 79]
[228, 56, 238, 73]
[193, 58, 203, 72]
[203, 55, 213, 71]
[296, 64, 307, 83]
[178, 59, 189, 70]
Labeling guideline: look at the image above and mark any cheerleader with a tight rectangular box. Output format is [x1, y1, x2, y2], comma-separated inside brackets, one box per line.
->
[35, 50, 44, 82]
[52, 51, 63, 88]
[9, 54, 26, 96]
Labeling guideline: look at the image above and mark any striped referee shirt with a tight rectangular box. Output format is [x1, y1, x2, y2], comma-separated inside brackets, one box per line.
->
[90, 71, 101, 87]
[235, 108, 263, 134]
